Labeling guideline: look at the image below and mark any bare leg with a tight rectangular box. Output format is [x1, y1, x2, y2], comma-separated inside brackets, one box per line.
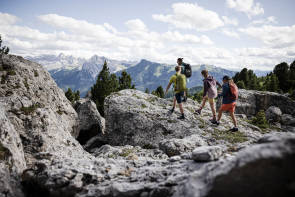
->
[173, 97, 176, 108]
[229, 111, 237, 127]
[217, 108, 223, 122]
[209, 99, 216, 120]
[179, 103, 184, 114]
[200, 96, 208, 109]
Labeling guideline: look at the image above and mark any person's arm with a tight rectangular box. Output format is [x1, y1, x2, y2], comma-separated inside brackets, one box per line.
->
[216, 80, 222, 89]
[165, 82, 172, 95]
[203, 81, 209, 97]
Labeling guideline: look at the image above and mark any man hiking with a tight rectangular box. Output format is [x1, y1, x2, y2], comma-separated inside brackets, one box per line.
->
[165, 65, 187, 120]
[212, 75, 239, 132]
[195, 70, 222, 124]
[177, 58, 192, 102]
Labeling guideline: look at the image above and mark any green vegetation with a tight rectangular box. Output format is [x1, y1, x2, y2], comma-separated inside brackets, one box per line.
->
[65, 88, 80, 104]
[118, 70, 135, 90]
[233, 61, 295, 100]
[141, 103, 147, 108]
[91, 61, 134, 116]
[191, 89, 204, 103]
[119, 148, 134, 157]
[0, 35, 9, 55]
[0, 142, 10, 160]
[24, 77, 29, 90]
[20, 103, 41, 115]
[34, 70, 39, 77]
[7, 70, 16, 76]
[145, 88, 150, 94]
[152, 86, 164, 98]
[211, 129, 248, 144]
[251, 110, 269, 131]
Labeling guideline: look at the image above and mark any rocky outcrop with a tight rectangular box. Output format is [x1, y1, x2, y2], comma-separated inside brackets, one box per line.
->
[74, 98, 105, 144]
[174, 134, 295, 197]
[192, 146, 223, 162]
[0, 54, 88, 196]
[265, 106, 282, 123]
[103, 89, 264, 155]
[1, 54, 294, 197]
[229, 89, 295, 117]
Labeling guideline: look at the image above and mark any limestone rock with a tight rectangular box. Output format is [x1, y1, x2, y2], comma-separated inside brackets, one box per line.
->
[174, 135, 295, 197]
[159, 135, 208, 157]
[74, 98, 105, 144]
[217, 89, 295, 117]
[265, 106, 282, 123]
[281, 114, 295, 126]
[192, 146, 223, 162]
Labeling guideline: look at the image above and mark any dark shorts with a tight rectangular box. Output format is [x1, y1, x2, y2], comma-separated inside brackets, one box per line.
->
[175, 92, 184, 104]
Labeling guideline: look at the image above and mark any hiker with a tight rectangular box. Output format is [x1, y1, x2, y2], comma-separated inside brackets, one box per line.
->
[165, 65, 187, 120]
[212, 75, 239, 132]
[177, 58, 192, 102]
[195, 70, 222, 124]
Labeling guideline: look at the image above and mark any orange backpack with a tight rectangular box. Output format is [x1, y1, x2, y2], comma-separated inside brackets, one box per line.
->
[229, 81, 238, 100]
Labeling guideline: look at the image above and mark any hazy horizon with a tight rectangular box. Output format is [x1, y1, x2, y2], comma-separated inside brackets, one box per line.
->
[1, 0, 294, 71]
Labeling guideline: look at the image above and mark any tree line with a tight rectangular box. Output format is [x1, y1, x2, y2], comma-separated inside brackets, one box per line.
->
[233, 60, 295, 99]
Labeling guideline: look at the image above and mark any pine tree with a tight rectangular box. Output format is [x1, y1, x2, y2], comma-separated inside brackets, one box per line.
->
[251, 110, 269, 129]
[289, 60, 295, 91]
[91, 61, 118, 116]
[236, 81, 246, 89]
[154, 86, 164, 98]
[65, 88, 74, 103]
[145, 88, 150, 94]
[118, 70, 134, 90]
[273, 62, 289, 92]
[0, 35, 9, 55]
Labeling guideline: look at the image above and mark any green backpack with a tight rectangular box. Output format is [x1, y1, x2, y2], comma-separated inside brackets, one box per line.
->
[175, 74, 187, 92]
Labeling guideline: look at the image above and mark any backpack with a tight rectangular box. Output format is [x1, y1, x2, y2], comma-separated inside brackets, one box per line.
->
[229, 81, 239, 100]
[175, 74, 187, 92]
[181, 63, 192, 78]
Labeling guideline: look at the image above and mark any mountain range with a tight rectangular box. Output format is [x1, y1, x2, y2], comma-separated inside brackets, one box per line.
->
[27, 53, 269, 97]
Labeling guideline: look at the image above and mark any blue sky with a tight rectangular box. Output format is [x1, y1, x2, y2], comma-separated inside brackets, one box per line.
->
[1, 0, 295, 70]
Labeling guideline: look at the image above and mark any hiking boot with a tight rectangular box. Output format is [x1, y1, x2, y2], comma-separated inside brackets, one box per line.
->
[230, 127, 238, 132]
[177, 114, 185, 120]
[169, 107, 175, 114]
[194, 109, 202, 115]
[211, 120, 220, 125]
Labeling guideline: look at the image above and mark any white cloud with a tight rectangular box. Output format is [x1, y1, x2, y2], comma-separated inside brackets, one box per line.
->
[226, 0, 264, 18]
[221, 29, 240, 39]
[222, 16, 239, 26]
[162, 31, 214, 45]
[250, 16, 278, 25]
[125, 19, 147, 31]
[0, 12, 20, 25]
[152, 3, 224, 31]
[239, 25, 295, 48]
[1, 12, 294, 71]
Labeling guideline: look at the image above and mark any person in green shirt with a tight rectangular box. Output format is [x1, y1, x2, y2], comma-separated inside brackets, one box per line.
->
[165, 65, 187, 120]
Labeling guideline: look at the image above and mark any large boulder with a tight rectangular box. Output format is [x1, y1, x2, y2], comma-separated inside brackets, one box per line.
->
[281, 114, 295, 126]
[217, 89, 295, 117]
[174, 134, 295, 197]
[0, 54, 90, 196]
[103, 89, 264, 152]
[74, 98, 105, 144]
[192, 146, 223, 162]
[265, 106, 282, 123]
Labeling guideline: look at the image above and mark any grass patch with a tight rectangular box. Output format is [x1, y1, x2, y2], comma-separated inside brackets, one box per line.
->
[7, 69, 16, 76]
[20, 103, 40, 115]
[1, 75, 7, 84]
[167, 119, 177, 123]
[34, 70, 39, 77]
[24, 77, 29, 90]
[141, 103, 147, 108]
[142, 144, 155, 149]
[119, 148, 134, 157]
[211, 129, 248, 144]
[0, 142, 10, 160]
[146, 97, 157, 103]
